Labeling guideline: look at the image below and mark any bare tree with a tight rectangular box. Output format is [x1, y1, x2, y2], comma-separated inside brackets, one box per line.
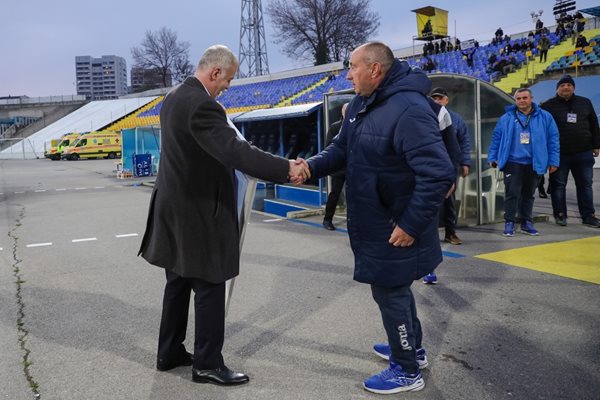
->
[131, 27, 192, 87]
[267, 0, 380, 65]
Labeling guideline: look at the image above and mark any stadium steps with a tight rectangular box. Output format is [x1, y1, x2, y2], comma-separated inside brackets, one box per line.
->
[263, 184, 326, 217]
[276, 76, 330, 107]
[226, 104, 270, 114]
[494, 28, 600, 94]
[107, 96, 163, 131]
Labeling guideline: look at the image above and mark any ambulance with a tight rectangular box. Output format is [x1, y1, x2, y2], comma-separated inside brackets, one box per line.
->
[45, 132, 80, 160]
[62, 131, 121, 160]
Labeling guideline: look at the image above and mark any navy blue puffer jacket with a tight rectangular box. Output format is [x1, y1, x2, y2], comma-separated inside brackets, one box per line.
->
[307, 60, 455, 287]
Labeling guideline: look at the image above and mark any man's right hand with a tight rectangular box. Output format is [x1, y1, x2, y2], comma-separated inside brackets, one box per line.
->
[489, 161, 498, 168]
[288, 158, 311, 185]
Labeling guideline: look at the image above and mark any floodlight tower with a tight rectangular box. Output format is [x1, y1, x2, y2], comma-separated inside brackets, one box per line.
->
[238, 0, 270, 78]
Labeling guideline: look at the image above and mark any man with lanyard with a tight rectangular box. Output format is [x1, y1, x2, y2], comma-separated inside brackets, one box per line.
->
[541, 75, 600, 228]
[488, 88, 560, 236]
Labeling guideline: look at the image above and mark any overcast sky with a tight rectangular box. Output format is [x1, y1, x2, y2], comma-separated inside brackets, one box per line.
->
[1, 0, 597, 97]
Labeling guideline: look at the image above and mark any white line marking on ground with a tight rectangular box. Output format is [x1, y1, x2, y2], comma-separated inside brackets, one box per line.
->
[75, 187, 86, 190]
[93, 186, 105, 189]
[34, 189, 46, 192]
[26, 242, 53, 248]
[0, 193, 3, 195]
[56, 188, 67, 191]
[263, 218, 284, 222]
[115, 233, 138, 238]
[72, 237, 97, 243]
[0, 247, 3, 251]
[14, 191, 25, 194]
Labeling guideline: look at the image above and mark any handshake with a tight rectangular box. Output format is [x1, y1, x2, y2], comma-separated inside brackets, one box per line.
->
[288, 158, 311, 185]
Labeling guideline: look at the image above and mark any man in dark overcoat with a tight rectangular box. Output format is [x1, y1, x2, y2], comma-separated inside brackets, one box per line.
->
[305, 41, 454, 394]
[139, 45, 309, 386]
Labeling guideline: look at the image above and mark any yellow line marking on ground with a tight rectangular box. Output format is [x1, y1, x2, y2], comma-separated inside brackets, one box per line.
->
[475, 236, 600, 284]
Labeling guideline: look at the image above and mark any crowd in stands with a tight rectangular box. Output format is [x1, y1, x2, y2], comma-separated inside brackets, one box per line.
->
[116, 11, 598, 136]
[422, 37, 462, 56]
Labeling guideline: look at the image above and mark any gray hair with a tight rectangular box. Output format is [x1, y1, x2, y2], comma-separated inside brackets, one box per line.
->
[197, 45, 238, 71]
[356, 41, 395, 74]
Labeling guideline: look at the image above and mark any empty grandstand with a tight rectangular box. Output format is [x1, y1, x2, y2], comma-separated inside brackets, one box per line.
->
[0, 97, 157, 159]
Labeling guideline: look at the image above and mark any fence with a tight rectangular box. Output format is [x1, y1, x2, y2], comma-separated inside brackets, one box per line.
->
[0, 138, 42, 159]
[0, 95, 86, 106]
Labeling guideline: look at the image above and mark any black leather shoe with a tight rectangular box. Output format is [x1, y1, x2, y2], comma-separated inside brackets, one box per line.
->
[322, 219, 335, 230]
[156, 351, 193, 371]
[192, 366, 249, 385]
[538, 190, 548, 198]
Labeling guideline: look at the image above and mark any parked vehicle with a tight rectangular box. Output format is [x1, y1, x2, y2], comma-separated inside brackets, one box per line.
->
[62, 131, 121, 160]
[45, 133, 80, 160]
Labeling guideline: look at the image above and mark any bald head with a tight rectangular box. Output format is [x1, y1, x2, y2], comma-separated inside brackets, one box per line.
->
[347, 41, 395, 97]
[355, 41, 395, 75]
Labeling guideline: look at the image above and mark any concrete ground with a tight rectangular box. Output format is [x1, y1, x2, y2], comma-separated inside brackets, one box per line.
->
[0, 159, 598, 400]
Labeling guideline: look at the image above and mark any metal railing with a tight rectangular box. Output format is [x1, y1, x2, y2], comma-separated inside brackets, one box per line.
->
[0, 138, 41, 159]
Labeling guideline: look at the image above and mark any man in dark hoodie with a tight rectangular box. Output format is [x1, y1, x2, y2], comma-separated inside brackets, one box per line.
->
[541, 75, 600, 227]
[304, 41, 455, 394]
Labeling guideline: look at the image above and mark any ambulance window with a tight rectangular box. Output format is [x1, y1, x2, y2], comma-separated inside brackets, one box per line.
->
[76, 139, 87, 147]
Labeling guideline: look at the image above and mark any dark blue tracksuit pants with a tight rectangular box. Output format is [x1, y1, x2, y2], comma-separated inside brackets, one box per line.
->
[371, 283, 422, 374]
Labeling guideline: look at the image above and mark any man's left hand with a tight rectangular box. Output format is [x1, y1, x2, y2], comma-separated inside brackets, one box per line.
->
[389, 225, 415, 247]
[593, 148, 599, 157]
[549, 166, 558, 173]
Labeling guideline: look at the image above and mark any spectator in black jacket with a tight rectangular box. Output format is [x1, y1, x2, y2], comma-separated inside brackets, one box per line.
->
[431, 87, 471, 246]
[575, 34, 588, 49]
[541, 75, 600, 228]
[495, 27, 503, 41]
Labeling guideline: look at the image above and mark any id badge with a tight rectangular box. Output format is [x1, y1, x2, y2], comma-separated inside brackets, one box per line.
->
[567, 113, 577, 123]
[520, 132, 530, 144]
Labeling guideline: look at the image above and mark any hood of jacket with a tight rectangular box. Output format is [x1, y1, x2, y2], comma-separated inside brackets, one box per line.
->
[360, 59, 432, 110]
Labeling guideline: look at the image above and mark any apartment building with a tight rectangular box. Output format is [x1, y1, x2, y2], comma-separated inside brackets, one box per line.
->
[75, 55, 128, 100]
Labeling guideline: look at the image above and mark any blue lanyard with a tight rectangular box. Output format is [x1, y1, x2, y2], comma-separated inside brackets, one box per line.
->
[515, 111, 531, 130]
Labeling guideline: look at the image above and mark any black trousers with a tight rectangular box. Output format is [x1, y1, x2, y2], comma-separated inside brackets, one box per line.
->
[158, 269, 225, 370]
[441, 192, 457, 235]
[324, 175, 346, 221]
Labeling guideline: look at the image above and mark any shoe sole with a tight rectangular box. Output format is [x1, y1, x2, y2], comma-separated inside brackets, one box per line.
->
[520, 230, 539, 236]
[363, 378, 425, 394]
[373, 349, 429, 369]
[423, 280, 437, 284]
[502, 233, 514, 237]
[583, 223, 600, 228]
[192, 376, 250, 385]
[444, 239, 462, 245]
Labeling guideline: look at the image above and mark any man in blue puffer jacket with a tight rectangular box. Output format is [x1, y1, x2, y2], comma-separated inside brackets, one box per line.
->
[488, 88, 560, 236]
[305, 42, 455, 395]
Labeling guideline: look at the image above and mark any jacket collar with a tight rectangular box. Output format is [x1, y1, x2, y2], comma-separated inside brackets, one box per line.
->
[184, 76, 209, 95]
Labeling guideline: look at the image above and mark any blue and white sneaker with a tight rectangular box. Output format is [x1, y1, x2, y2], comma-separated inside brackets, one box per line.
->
[363, 361, 425, 394]
[372, 343, 429, 369]
[520, 220, 539, 235]
[503, 221, 515, 237]
[423, 272, 437, 284]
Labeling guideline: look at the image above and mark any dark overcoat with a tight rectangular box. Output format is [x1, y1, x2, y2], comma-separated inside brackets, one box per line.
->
[139, 77, 289, 283]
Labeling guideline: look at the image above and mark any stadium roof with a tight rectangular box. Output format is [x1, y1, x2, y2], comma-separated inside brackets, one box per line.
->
[580, 6, 600, 17]
[232, 102, 322, 122]
[1, 97, 157, 158]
